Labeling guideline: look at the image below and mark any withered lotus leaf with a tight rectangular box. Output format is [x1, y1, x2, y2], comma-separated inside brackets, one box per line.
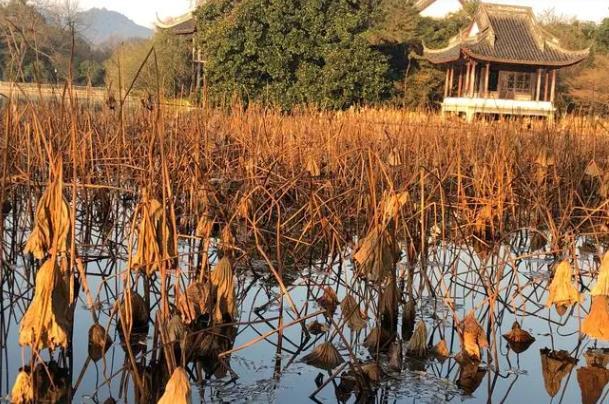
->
[11, 370, 33, 404]
[24, 168, 71, 260]
[364, 326, 395, 353]
[157, 367, 191, 404]
[178, 281, 210, 324]
[585, 160, 603, 178]
[88, 323, 112, 362]
[457, 361, 486, 395]
[459, 311, 488, 362]
[360, 362, 382, 384]
[353, 226, 398, 282]
[380, 279, 399, 331]
[503, 321, 535, 353]
[305, 155, 320, 177]
[584, 348, 609, 368]
[131, 192, 176, 275]
[432, 339, 450, 360]
[317, 286, 338, 317]
[591, 251, 609, 297]
[168, 315, 186, 345]
[19, 258, 71, 351]
[546, 261, 579, 314]
[402, 299, 416, 341]
[307, 320, 328, 335]
[302, 342, 344, 370]
[406, 321, 427, 358]
[116, 292, 149, 337]
[340, 294, 367, 332]
[582, 295, 609, 340]
[388, 340, 403, 371]
[540, 348, 578, 397]
[577, 366, 609, 404]
[379, 191, 409, 225]
[386, 148, 402, 167]
[210, 257, 235, 324]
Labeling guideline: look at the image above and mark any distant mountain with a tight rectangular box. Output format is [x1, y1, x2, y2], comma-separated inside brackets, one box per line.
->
[77, 8, 153, 46]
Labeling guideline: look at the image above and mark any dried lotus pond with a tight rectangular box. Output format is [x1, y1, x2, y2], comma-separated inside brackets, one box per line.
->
[4, 104, 609, 403]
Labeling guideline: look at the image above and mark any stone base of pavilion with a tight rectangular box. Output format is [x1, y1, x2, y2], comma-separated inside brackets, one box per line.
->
[441, 97, 556, 123]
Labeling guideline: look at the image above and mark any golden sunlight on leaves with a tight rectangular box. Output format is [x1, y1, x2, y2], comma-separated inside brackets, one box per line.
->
[158, 367, 191, 404]
[546, 261, 579, 314]
[18, 258, 71, 351]
[210, 257, 236, 324]
[24, 164, 71, 260]
[11, 370, 33, 404]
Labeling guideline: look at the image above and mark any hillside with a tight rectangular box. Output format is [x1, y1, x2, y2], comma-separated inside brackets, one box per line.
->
[77, 7, 152, 46]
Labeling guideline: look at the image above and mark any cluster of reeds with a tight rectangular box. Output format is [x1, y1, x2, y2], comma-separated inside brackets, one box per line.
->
[4, 98, 609, 401]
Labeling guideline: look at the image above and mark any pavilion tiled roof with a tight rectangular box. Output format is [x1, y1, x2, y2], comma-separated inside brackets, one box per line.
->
[424, 3, 590, 67]
[156, 11, 196, 36]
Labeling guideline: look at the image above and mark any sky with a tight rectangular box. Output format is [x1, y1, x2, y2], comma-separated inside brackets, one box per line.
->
[76, 0, 609, 28]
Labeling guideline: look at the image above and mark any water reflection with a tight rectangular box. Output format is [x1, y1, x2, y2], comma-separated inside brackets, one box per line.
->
[3, 199, 609, 403]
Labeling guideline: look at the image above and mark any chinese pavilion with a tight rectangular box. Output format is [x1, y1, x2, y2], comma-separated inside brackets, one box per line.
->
[423, 3, 590, 121]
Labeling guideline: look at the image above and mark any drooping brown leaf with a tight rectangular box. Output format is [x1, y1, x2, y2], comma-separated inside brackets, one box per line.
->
[457, 361, 486, 395]
[24, 164, 71, 260]
[577, 366, 609, 404]
[177, 281, 210, 324]
[582, 295, 609, 341]
[502, 321, 535, 353]
[540, 348, 578, 398]
[359, 362, 382, 385]
[302, 342, 344, 370]
[458, 311, 488, 362]
[401, 298, 416, 341]
[340, 294, 367, 332]
[432, 339, 449, 360]
[591, 251, 609, 297]
[364, 326, 395, 353]
[353, 226, 399, 282]
[305, 155, 320, 177]
[19, 258, 71, 351]
[131, 190, 176, 275]
[584, 348, 609, 368]
[546, 261, 579, 314]
[388, 340, 403, 371]
[585, 160, 603, 178]
[11, 369, 33, 404]
[307, 320, 328, 335]
[406, 321, 427, 358]
[210, 257, 235, 324]
[157, 367, 191, 404]
[317, 287, 339, 317]
[88, 323, 112, 362]
[386, 148, 402, 167]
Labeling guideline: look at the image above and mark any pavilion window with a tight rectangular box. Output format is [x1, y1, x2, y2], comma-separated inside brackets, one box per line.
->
[505, 72, 532, 94]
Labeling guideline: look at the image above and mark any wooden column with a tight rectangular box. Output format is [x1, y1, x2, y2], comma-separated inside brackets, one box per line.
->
[484, 63, 490, 97]
[464, 63, 470, 97]
[457, 65, 464, 97]
[536, 69, 542, 101]
[448, 67, 454, 97]
[470, 61, 477, 97]
[544, 70, 549, 101]
[550, 69, 557, 103]
[444, 69, 450, 98]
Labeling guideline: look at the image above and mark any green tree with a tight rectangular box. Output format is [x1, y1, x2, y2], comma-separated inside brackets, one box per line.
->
[596, 18, 609, 53]
[196, 0, 394, 109]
